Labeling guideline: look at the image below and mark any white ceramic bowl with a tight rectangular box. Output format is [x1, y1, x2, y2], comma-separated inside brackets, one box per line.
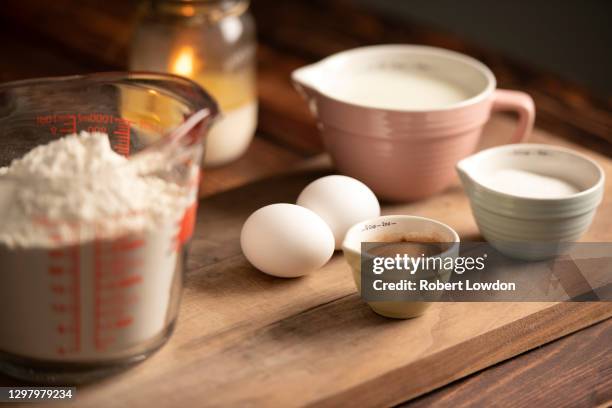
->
[457, 144, 605, 260]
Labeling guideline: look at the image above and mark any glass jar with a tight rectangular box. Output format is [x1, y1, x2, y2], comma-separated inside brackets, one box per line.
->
[130, 0, 257, 166]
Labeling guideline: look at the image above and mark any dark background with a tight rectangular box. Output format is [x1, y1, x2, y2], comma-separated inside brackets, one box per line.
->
[2, 0, 611, 99]
[357, 0, 612, 98]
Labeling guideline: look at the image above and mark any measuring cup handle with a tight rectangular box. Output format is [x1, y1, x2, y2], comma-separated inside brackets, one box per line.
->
[491, 89, 535, 143]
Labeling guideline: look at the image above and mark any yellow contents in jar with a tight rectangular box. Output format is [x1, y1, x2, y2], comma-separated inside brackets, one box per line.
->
[192, 70, 256, 111]
[170, 46, 256, 110]
[192, 69, 258, 166]
[167, 47, 257, 166]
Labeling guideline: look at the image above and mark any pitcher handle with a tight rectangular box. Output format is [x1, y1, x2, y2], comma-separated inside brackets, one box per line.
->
[492, 89, 535, 143]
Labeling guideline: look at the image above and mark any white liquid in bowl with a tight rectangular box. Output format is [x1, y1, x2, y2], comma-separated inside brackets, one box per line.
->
[327, 70, 472, 110]
[481, 169, 580, 198]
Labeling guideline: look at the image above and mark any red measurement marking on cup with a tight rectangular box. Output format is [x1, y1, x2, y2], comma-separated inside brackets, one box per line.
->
[112, 117, 131, 156]
[50, 284, 72, 294]
[36, 114, 78, 136]
[115, 317, 134, 328]
[107, 260, 144, 275]
[49, 249, 66, 259]
[97, 293, 139, 306]
[35, 113, 133, 156]
[102, 275, 143, 290]
[97, 303, 137, 317]
[174, 172, 202, 251]
[51, 303, 74, 313]
[48, 266, 64, 276]
[93, 233, 144, 352]
[36, 217, 82, 355]
[112, 238, 144, 251]
[57, 324, 77, 334]
[176, 202, 198, 250]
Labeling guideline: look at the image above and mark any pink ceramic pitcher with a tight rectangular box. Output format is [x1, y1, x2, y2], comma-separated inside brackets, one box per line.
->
[292, 45, 535, 202]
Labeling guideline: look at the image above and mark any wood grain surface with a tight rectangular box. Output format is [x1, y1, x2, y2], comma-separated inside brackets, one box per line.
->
[5, 116, 602, 408]
[402, 318, 612, 408]
[0, 0, 611, 406]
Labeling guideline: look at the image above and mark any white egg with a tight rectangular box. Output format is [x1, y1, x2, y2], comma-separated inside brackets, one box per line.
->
[240, 203, 335, 278]
[297, 175, 380, 249]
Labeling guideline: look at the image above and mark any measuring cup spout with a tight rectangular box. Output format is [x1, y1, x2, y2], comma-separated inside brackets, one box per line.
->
[291, 63, 323, 100]
[456, 156, 478, 191]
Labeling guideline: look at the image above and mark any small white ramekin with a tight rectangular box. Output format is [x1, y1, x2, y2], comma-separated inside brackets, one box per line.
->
[342, 215, 459, 319]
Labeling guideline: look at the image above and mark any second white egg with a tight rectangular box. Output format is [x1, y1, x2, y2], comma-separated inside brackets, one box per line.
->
[297, 175, 381, 249]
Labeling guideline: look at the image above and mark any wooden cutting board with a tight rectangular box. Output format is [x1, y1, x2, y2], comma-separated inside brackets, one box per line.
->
[62, 116, 612, 408]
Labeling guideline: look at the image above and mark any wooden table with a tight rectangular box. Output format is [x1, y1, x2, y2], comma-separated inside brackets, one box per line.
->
[1, 1, 611, 406]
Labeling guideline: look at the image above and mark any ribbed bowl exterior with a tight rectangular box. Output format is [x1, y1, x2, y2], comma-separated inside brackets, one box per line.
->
[310, 92, 495, 201]
[321, 125, 485, 201]
[462, 180, 602, 260]
[316, 94, 493, 139]
[465, 179, 604, 219]
[472, 202, 597, 240]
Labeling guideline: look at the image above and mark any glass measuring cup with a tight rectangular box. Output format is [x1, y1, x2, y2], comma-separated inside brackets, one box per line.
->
[0, 72, 218, 383]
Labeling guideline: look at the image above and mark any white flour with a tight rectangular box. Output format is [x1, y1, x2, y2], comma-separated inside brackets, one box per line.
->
[0, 131, 186, 248]
[481, 168, 580, 198]
[0, 132, 193, 361]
